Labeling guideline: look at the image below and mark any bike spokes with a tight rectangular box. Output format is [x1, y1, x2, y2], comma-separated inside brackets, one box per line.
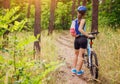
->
[90, 51, 98, 79]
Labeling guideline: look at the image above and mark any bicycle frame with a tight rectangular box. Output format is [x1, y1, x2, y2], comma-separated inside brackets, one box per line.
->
[85, 32, 99, 79]
[87, 39, 94, 67]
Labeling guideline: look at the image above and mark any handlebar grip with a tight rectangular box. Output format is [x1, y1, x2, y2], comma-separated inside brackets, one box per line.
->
[88, 36, 95, 39]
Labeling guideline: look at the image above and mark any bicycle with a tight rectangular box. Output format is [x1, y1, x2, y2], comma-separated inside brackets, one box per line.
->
[84, 32, 99, 79]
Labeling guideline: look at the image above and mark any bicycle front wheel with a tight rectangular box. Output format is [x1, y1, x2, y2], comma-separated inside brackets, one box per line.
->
[90, 51, 98, 79]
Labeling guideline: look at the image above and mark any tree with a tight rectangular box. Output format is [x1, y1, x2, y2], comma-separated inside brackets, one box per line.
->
[27, 0, 31, 18]
[3, 0, 10, 9]
[34, 0, 41, 59]
[2, 0, 10, 48]
[91, 0, 99, 32]
[48, 0, 57, 35]
[78, 0, 81, 7]
[71, 0, 76, 20]
[82, 0, 87, 6]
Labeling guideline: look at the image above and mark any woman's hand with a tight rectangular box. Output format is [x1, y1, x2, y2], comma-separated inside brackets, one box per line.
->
[88, 34, 94, 38]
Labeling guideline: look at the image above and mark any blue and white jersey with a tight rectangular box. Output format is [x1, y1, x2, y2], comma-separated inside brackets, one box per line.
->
[70, 19, 86, 35]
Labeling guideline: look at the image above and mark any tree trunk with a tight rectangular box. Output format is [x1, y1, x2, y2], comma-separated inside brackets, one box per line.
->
[91, 0, 99, 32]
[78, 0, 81, 7]
[61, 15, 65, 29]
[2, 0, 10, 48]
[102, 0, 105, 4]
[34, 0, 41, 59]
[3, 0, 10, 9]
[48, 0, 57, 35]
[82, 0, 87, 6]
[71, 0, 76, 20]
[27, 0, 31, 18]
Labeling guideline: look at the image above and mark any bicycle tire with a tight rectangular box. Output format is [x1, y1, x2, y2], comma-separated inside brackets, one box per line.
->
[90, 51, 98, 79]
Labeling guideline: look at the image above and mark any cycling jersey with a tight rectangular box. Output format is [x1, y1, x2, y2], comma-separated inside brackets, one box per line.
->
[70, 18, 86, 36]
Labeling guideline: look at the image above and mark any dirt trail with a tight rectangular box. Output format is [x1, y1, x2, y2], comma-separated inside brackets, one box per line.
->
[55, 31, 94, 84]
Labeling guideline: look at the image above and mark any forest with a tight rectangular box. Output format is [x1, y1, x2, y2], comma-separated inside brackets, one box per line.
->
[0, 0, 120, 84]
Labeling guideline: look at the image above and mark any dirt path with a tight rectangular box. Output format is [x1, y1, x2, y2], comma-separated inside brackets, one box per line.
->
[55, 31, 94, 84]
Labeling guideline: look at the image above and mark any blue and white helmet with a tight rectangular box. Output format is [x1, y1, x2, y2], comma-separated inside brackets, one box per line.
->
[77, 6, 87, 12]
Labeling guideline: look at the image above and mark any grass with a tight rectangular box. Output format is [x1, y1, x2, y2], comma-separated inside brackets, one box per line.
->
[41, 30, 59, 62]
[93, 28, 120, 84]
[0, 30, 61, 84]
[0, 28, 120, 84]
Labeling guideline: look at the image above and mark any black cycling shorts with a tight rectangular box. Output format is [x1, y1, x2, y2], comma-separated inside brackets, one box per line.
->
[74, 36, 88, 50]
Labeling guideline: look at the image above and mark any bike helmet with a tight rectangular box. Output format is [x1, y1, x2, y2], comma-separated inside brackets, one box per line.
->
[77, 6, 87, 12]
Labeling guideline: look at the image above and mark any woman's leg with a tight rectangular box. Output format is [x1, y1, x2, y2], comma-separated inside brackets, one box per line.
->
[73, 50, 79, 68]
[76, 48, 85, 71]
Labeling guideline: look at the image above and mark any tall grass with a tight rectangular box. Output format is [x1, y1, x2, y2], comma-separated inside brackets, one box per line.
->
[41, 30, 59, 62]
[94, 28, 120, 84]
[0, 30, 61, 84]
[41, 29, 120, 83]
[1, 28, 120, 84]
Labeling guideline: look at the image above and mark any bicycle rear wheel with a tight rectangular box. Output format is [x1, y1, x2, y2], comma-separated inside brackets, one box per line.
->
[90, 51, 98, 79]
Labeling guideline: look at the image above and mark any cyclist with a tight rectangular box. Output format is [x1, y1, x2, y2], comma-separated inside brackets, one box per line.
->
[70, 6, 93, 75]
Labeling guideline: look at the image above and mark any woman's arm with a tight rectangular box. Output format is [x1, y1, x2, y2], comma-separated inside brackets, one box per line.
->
[78, 19, 89, 37]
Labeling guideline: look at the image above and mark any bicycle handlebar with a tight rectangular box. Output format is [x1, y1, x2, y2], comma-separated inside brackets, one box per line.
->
[88, 32, 99, 39]
[88, 36, 95, 39]
[88, 32, 99, 35]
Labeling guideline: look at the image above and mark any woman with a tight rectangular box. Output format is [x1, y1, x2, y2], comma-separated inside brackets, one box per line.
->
[70, 6, 93, 75]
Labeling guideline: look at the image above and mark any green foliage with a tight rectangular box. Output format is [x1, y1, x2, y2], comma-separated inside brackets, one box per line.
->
[9, 19, 27, 32]
[55, 1, 72, 29]
[0, 6, 25, 36]
[30, 61, 63, 84]
[41, 0, 72, 30]
[0, 30, 61, 83]
[41, 0, 50, 29]
[0, 7, 20, 24]
[16, 35, 37, 50]
[99, 0, 120, 28]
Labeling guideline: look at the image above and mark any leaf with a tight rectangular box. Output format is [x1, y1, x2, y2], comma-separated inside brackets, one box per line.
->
[0, 55, 5, 63]
[16, 35, 37, 49]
